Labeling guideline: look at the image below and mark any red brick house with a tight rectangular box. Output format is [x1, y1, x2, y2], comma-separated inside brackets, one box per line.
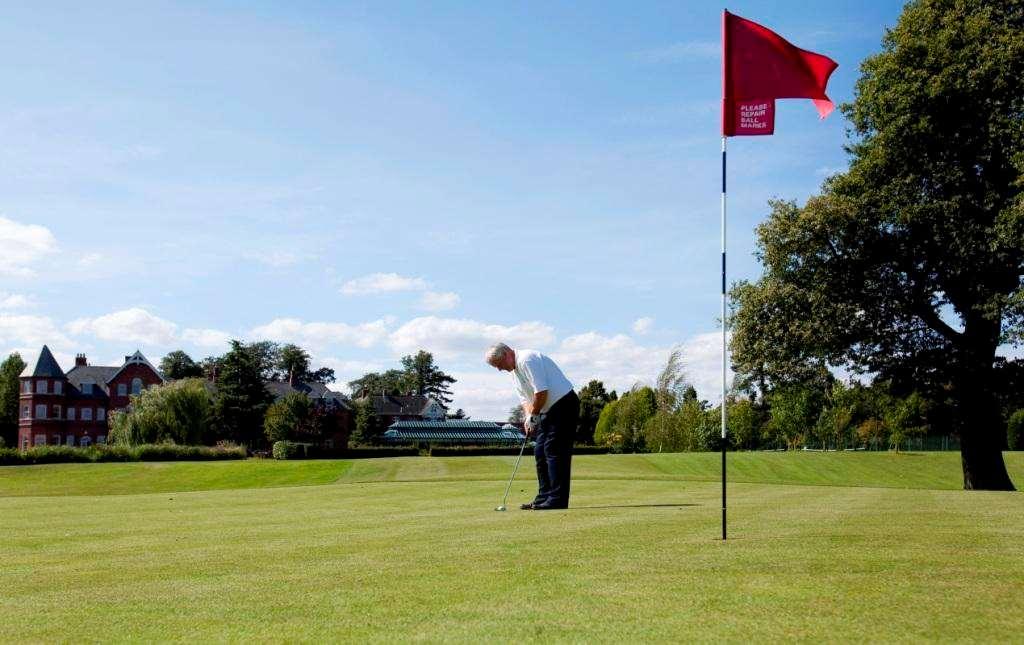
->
[18, 346, 164, 449]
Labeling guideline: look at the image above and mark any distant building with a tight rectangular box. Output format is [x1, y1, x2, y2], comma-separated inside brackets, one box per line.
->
[360, 393, 447, 428]
[382, 420, 525, 446]
[18, 346, 164, 449]
[265, 378, 354, 449]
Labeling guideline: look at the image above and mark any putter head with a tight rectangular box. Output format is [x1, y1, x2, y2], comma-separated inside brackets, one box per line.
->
[495, 505, 506, 511]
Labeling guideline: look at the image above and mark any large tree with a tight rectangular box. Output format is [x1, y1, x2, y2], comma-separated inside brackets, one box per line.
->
[159, 350, 203, 380]
[576, 380, 613, 445]
[277, 344, 311, 383]
[0, 353, 26, 448]
[213, 340, 274, 446]
[400, 351, 456, 406]
[730, 0, 1023, 489]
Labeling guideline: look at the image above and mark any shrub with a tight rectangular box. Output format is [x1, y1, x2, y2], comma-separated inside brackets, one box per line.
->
[272, 440, 299, 460]
[1008, 409, 1024, 451]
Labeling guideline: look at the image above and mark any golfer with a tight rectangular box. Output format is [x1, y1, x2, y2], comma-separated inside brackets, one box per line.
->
[485, 343, 579, 510]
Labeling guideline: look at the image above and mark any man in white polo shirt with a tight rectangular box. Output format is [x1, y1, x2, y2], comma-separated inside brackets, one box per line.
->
[485, 342, 579, 510]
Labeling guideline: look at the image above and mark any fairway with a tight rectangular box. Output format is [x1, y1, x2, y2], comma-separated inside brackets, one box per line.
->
[1, 453, 1022, 642]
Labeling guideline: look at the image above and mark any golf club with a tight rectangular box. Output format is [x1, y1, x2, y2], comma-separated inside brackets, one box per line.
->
[495, 434, 529, 511]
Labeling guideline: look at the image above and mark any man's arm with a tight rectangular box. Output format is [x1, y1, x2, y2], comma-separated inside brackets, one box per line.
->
[528, 390, 548, 416]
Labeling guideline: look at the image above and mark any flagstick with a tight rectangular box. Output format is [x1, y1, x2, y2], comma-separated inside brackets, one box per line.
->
[721, 135, 728, 541]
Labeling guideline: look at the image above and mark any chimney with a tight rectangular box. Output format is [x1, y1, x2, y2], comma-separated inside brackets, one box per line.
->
[75, 354, 88, 367]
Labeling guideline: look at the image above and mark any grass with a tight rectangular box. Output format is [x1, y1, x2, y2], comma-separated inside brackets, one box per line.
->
[0, 452, 1022, 642]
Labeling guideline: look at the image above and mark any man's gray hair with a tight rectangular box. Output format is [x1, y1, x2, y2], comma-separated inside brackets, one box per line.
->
[485, 342, 512, 364]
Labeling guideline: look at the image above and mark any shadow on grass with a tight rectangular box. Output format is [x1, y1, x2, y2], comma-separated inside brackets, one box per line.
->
[569, 503, 700, 510]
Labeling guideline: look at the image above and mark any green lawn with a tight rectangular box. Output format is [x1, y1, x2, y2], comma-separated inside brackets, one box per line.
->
[1, 452, 1022, 642]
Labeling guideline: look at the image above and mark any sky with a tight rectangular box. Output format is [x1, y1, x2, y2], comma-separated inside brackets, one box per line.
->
[0, 1, 911, 420]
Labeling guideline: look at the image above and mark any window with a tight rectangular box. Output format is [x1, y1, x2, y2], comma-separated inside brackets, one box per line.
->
[21, 405, 29, 419]
[131, 378, 143, 395]
[52, 405, 61, 419]
[36, 380, 48, 394]
[65, 435, 75, 446]
[80, 436, 91, 447]
[81, 408, 93, 421]
[118, 383, 127, 397]
[22, 438, 28, 450]
[54, 381, 63, 395]
[97, 408, 106, 422]
[51, 435, 61, 446]
[22, 381, 31, 394]
[34, 435, 45, 446]
[80, 382, 92, 395]
[97, 436, 106, 445]
[67, 407, 76, 421]
[35, 404, 47, 419]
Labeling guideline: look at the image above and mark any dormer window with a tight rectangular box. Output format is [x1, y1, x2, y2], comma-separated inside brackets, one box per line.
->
[80, 382, 92, 395]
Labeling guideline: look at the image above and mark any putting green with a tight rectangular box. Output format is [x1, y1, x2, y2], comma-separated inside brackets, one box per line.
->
[0, 453, 1021, 642]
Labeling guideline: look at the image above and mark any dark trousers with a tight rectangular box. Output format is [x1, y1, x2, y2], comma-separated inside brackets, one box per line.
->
[533, 390, 579, 508]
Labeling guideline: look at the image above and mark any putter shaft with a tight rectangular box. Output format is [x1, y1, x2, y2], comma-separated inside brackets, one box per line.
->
[498, 436, 529, 509]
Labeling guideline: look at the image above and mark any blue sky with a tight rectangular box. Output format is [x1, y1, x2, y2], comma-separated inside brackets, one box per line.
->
[0, 1, 908, 419]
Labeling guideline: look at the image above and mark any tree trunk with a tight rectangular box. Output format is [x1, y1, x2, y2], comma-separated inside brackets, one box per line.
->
[954, 334, 1016, 491]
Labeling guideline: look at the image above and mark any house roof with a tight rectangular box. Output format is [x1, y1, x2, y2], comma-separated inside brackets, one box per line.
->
[265, 381, 353, 409]
[368, 394, 434, 416]
[65, 366, 116, 399]
[22, 345, 65, 378]
[105, 350, 163, 384]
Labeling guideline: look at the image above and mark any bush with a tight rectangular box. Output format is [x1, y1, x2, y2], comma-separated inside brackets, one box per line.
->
[1008, 409, 1024, 451]
[272, 441, 300, 460]
[0, 443, 245, 466]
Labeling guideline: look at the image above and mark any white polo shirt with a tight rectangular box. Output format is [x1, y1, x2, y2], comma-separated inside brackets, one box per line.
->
[513, 350, 573, 414]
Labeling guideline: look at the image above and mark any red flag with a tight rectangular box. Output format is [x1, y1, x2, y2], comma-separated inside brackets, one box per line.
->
[722, 10, 838, 136]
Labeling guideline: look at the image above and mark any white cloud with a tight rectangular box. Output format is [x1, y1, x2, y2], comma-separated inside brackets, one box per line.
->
[258, 251, 299, 268]
[633, 41, 719, 64]
[553, 332, 670, 395]
[677, 331, 734, 404]
[0, 217, 58, 276]
[77, 253, 104, 269]
[632, 317, 654, 335]
[0, 314, 75, 353]
[419, 291, 460, 312]
[388, 316, 556, 360]
[317, 357, 387, 393]
[251, 317, 392, 350]
[181, 328, 234, 350]
[448, 370, 520, 421]
[341, 272, 428, 295]
[66, 308, 178, 346]
[0, 293, 34, 310]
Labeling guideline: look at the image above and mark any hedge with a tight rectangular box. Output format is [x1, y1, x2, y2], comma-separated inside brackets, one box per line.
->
[0, 444, 247, 466]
